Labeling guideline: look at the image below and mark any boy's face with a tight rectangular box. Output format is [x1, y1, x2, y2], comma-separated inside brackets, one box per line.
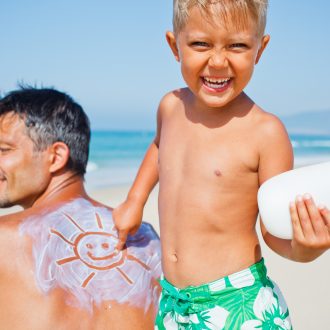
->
[167, 6, 270, 109]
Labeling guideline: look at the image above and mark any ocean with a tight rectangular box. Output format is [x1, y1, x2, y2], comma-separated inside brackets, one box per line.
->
[85, 131, 330, 189]
[86, 131, 154, 189]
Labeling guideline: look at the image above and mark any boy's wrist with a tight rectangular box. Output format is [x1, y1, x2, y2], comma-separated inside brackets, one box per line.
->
[126, 193, 148, 207]
[290, 244, 325, 263]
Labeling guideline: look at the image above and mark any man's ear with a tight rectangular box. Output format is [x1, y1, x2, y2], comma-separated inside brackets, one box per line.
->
[255, 34, 270, 64]
[48, 142, 70, 173]
[166, 31, 180, 62]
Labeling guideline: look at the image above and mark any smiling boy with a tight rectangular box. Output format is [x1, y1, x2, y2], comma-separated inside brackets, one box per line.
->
[114, 1, 330, 328]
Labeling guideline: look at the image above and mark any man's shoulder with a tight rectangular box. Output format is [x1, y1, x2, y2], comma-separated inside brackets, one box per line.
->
[0, 209, 30, 268]
[88, 198, 113, 212]
[0, 208, 26, 228]
[0, 199, 111, 232]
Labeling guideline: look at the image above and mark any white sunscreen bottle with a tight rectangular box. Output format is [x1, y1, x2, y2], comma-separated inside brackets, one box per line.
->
[258, 161, 330, 239]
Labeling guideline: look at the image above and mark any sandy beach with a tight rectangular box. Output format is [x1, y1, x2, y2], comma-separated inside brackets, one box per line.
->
[1, 183, 329, 329]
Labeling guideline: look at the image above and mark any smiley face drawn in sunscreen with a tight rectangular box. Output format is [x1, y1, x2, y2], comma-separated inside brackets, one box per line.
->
[51, 212, 151, 287]
[20, 199, 161, 312]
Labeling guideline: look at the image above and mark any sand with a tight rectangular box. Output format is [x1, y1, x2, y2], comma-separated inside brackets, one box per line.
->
[1, 183, 329, 329]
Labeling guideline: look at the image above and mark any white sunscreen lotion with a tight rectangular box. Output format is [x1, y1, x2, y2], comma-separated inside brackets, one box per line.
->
[20, 198, 161, 312]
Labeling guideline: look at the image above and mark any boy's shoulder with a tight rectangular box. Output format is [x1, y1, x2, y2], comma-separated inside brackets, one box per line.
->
[252, 105, 288, 137]
[158, 88, 190, 113]
[250, 105, 292, 158]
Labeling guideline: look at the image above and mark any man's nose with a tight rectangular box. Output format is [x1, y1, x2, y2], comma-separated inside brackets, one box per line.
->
[208, 50, 228, 68]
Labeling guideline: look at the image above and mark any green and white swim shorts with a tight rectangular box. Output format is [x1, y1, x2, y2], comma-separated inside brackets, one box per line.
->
[155, 259, 292, 329]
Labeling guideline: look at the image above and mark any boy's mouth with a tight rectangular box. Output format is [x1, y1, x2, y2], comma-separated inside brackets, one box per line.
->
[202, 77, 231, 91]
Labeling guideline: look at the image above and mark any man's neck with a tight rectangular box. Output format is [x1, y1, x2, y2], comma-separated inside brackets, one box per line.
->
[28, 172, 89, 210]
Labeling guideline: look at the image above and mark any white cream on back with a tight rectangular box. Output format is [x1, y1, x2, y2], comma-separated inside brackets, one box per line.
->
[20, 198, 161, 312]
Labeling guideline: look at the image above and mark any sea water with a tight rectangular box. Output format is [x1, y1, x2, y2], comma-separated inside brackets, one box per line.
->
[85, 131, 330, 189]
[291, 134, 330, 166]
[86, 131, 154, 189]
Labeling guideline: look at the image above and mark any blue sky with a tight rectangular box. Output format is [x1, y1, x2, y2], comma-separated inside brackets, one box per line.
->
[1, 1, 329, 130]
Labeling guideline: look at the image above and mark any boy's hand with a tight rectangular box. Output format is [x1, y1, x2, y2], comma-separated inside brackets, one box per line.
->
[290, 194, 330, 262]
[113, 198, 144, 251]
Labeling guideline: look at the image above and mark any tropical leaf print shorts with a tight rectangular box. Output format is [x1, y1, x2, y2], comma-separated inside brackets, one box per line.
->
[155, 259, 292, 329]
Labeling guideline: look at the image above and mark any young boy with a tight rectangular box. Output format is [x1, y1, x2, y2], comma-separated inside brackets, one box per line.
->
[114, 0, 330, 328]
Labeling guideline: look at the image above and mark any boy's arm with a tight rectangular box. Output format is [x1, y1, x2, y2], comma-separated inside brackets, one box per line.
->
[113, 101, 163, 250]
[113, 141, 159, 250]
[258, 115, 330, 262]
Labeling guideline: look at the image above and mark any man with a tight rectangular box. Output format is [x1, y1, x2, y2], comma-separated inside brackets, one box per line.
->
[0, 87, 161, 329]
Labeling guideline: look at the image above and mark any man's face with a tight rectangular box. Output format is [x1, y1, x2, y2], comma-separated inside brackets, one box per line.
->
[167, 6, 269, 110]
[0, 113, 51, 208]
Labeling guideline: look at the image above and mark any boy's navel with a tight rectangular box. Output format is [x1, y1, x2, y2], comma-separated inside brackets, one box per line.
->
[170, 253, 178, 262]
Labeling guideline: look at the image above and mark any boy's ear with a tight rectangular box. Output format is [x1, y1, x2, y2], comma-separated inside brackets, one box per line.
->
[48, 142, 70, 173]
[255, 34, 270, 64]
[166, 31, 180, 62]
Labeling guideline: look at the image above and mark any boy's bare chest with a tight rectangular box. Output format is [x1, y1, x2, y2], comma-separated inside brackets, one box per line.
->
[159, 119, 259, 183]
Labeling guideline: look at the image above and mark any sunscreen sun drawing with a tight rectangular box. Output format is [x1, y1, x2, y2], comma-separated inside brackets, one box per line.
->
[51, 212, 150, 288]
[20, 199, 162, 311]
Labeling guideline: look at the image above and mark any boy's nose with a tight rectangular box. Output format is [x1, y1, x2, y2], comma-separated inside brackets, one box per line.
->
[208, 51, 228, 68]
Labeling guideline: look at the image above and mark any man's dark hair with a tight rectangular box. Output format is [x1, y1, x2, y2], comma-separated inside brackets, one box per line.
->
[0, 87, 90, 176]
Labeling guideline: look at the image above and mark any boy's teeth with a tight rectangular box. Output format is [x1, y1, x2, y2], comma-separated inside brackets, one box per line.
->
[203, 77, 230, 88]
[204, 77, 230, 84]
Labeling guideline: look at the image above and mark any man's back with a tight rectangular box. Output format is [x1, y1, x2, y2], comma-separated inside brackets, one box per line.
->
[0, 199, 161, 329]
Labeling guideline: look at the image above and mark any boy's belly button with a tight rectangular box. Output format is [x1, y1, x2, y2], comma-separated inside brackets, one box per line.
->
[169, 253, 178, 262]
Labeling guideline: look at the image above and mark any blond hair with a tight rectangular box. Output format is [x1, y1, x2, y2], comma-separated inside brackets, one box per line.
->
[173, 0, 268, 36]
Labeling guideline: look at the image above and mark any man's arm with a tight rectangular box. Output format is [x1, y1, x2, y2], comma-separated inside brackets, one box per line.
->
[258, 114, 330, 261]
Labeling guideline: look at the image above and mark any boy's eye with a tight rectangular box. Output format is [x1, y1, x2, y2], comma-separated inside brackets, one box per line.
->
[191, 41, 209, 48]
[0, 147, 11, 153]
[229, 43, 247, 49]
